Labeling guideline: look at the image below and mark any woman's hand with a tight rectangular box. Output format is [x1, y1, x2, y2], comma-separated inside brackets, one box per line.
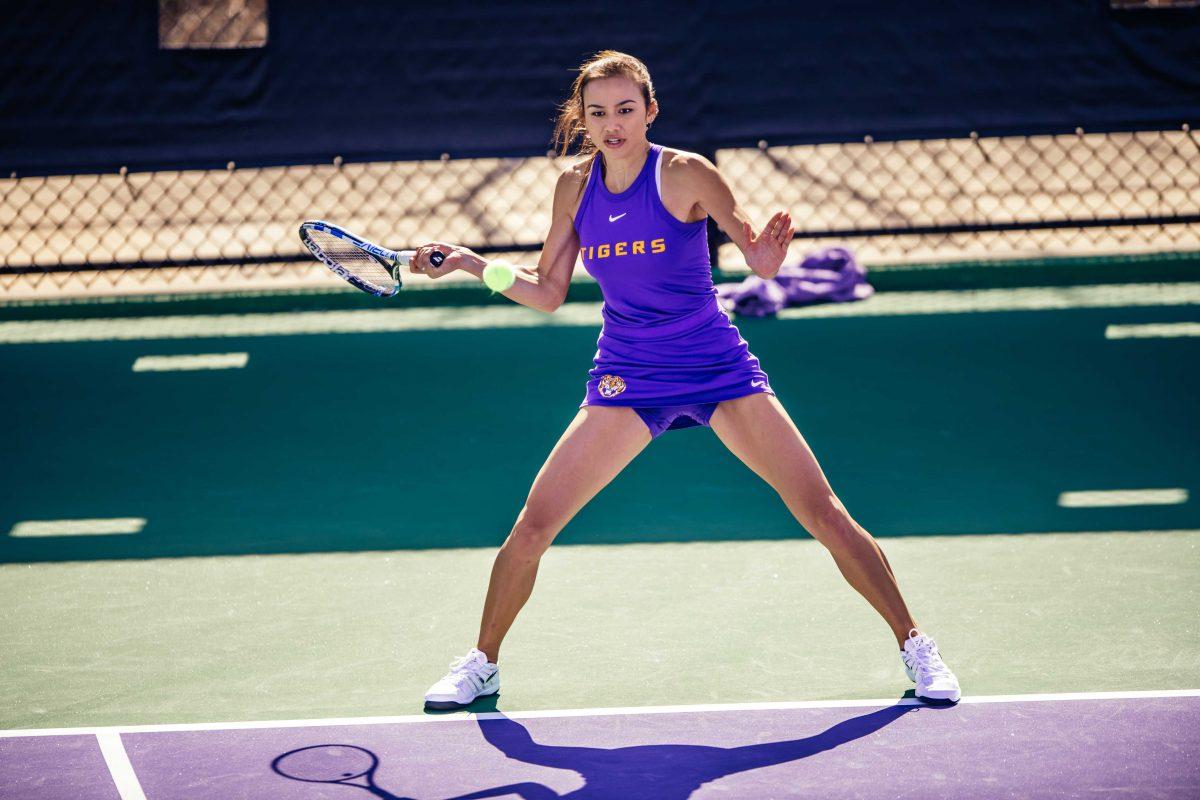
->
[741, 211, 794, 277]
[410, 242, 486, 280]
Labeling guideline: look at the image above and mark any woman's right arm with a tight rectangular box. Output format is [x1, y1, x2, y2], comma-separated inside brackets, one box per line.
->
[410, 167, 583, 314]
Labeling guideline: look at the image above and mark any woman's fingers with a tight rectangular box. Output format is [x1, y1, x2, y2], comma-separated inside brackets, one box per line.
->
[777, 213, 793, 244]
[414, 242, 465, 280]
[412, 242, 448, 274]
[410, 245, 429, 273]
[769, 212, 792, 246]
[762, 211, 778, 238]
[760, 211, 787, 243]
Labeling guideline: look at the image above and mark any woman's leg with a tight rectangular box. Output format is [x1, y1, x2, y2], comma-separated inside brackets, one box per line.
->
[477, 405, 652, 662]
[710, 393, 917, 647]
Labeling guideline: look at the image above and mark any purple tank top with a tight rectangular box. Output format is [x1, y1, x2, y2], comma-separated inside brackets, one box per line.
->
[573, 144, 771, 407]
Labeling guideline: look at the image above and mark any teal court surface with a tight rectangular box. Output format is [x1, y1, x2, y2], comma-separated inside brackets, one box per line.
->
[2, 276, 1198, 797]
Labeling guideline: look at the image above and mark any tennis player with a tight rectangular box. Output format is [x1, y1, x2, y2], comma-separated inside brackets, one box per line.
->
[411, 51, 960, 709]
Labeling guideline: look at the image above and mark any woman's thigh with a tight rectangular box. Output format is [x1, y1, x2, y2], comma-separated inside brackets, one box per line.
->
[709, 393, 846, 534]
[516, 405, 652, 536]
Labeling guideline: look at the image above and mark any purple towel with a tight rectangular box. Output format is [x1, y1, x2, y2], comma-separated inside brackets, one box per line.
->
[715, 246, 874, 317]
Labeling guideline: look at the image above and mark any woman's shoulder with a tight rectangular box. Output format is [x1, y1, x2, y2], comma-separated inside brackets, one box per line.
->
[658, 146, 720, 193]
[556, 154, 596, 191]
[658, 146, 716, 174]
[657, 146, 721, 201]
[553, 154, 597, 219]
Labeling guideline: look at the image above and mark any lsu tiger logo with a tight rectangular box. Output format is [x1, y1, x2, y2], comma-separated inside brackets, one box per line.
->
[597, 374, 627, 398]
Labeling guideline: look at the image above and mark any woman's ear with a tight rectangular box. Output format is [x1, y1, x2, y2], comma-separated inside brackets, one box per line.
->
[646, 100, 659, 127]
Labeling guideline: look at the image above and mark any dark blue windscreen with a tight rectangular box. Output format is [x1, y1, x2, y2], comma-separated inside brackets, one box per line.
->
[2, 0, 1197, 175]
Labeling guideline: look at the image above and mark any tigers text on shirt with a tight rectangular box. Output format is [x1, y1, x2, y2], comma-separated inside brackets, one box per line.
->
[582, 238, 667, 260]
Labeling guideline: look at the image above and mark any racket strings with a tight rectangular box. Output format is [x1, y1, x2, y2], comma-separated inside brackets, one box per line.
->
[306, 228, 396, 291]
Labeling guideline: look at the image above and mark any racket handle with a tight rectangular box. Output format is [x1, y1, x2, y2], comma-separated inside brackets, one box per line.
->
[395, 250, 446, 268]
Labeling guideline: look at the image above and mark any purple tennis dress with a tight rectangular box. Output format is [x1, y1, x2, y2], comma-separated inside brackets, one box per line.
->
[574, 144, 773, 438]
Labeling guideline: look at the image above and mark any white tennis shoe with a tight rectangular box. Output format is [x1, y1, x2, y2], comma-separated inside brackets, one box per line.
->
[423, 648, 499, 710]
[902, 629, 961, 705]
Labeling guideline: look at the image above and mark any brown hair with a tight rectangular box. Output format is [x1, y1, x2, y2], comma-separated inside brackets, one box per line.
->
[552, 50, 656, 158]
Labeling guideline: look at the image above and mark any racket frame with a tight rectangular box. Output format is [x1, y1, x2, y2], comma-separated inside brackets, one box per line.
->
[299, 219, 415, 298]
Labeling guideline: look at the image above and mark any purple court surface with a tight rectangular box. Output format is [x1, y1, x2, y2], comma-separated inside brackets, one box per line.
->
[3, 694, 1198, 799]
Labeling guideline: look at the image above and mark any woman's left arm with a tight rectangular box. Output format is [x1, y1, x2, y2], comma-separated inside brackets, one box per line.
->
[682, 156, 794, 279]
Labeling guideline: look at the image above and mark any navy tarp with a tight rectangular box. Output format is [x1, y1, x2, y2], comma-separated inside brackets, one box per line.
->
[1, 0, 1197, 175]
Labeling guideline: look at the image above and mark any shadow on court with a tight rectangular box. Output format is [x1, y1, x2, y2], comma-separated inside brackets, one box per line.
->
[272, 702, 920, 799]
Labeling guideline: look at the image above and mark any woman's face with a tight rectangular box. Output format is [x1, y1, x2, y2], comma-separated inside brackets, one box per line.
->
[581, 75, 657, 156]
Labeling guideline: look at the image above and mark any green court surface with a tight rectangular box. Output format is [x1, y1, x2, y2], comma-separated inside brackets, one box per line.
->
[2, 279, 1198, 731]
[3, 532, 1198, 730]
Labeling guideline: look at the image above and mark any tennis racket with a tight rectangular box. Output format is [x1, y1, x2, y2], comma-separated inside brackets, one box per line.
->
[299, 220, 444, 298]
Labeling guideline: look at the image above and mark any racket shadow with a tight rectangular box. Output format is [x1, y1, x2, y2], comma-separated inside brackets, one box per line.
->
[272, 743, 413, 800]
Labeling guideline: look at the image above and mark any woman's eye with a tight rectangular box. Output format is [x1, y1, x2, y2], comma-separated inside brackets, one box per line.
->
[590, 111, 604, 117]
[619, 108, 632, 114]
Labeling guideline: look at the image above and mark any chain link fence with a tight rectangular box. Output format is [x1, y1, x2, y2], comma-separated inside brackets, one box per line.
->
[0, 155, 563, 296]
[159, 0, 268, 49]
[3, 126, 1198, 299]
[718, 127, 1200, 270]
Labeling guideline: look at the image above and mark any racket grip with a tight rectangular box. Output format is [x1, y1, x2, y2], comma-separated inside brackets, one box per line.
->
[395, 250, 446, 268]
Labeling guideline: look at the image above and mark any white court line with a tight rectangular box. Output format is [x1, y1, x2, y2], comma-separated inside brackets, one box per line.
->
[1059, 489, 1188, 508]
[96, 731, 148, 800]
[1, 282, 1199, 345]
[1106, 322, 1200, 339]
[132, 352, 248, 372]
[8, 518, 146, 537]
[3, 689, 1198, 739]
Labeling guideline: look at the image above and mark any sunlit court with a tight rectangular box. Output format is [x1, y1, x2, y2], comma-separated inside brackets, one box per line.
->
[2, 2, 1198, 798]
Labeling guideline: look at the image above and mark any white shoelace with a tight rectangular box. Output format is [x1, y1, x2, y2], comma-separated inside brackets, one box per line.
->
[447, 653, 493, 690]
[906, 637, 954, 680]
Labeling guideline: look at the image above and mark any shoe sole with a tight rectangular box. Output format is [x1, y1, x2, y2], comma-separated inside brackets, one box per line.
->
[423, 686, 499, 711]
[906, 665, 960, 705]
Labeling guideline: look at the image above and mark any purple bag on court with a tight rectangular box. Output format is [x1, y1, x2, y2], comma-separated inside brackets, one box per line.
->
[715, 246, 874, 317]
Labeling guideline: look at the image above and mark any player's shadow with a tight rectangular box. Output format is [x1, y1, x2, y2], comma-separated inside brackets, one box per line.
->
[444, 700, 922, 799]
[272, 699, 930, 799]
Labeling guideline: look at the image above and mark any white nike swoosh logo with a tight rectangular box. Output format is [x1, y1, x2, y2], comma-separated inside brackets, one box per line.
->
[608, 213, 627, 222]
[751, 380, 767, 388]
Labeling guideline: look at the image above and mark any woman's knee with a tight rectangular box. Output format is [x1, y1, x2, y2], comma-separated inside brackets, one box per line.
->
[502, 510, 562, 561]
[799, 494, 868, 553]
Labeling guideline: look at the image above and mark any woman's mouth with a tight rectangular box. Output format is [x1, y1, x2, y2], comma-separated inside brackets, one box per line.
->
[603, 137, 625, 149]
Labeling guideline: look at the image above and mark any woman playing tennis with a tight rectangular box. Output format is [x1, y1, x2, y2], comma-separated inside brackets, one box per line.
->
[411, 51, 959, 709]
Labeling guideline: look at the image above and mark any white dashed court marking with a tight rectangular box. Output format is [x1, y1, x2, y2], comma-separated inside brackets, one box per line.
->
[8, 518, 146, 537]
[131, 352, 248, 372]
[1058, 489, 1188, 508]
[1105, 322, 1200, 339]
